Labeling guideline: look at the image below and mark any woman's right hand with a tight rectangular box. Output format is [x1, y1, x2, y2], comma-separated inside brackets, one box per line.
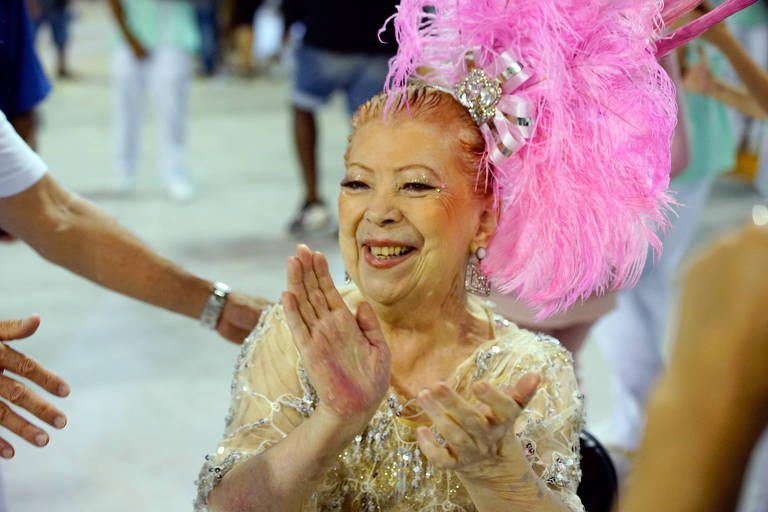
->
[282, 245, 391, 429]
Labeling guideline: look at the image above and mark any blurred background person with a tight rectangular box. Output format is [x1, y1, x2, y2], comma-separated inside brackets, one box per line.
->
[226, 0, 263, 77]
[195, 0, 222, 77]
[0, 0, 51, 241]
[0, 1, 51, 151]
[27, 0, 75, 80]
[284, 0, 399, 236]
[726, 1, 768, 196]
[107, 0, 200, 201]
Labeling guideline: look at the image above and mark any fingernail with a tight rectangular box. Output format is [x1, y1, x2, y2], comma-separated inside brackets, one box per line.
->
[35, 433, 49, 446]
[1, 448, 13, 459]
[54, 416, 67, 429]
[58, 384, 70, 396]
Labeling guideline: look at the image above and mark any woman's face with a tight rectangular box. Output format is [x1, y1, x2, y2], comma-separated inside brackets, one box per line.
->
[339, 115, 495, 307]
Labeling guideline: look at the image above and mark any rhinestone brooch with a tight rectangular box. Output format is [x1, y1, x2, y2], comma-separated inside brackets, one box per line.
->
[454, 68, 503, 125]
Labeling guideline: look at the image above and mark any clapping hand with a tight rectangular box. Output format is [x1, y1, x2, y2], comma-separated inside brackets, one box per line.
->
[416, 373, 541, 481]
[0, 316, 69, 459]
[282, 245, 391, 427]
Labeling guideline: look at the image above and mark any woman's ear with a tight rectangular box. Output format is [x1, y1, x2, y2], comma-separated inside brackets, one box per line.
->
[471, 196, 497, 251]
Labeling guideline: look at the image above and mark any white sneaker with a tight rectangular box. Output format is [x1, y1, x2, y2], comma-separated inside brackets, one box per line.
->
[167, 179, 196, 202]
[288, 201, 333, 235]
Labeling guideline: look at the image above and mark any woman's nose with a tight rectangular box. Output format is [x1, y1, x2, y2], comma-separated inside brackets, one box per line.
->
[363, 191, 403, 226]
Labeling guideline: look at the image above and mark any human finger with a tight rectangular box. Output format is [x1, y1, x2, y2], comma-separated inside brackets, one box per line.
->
[418, 387, 480, 456]
[0, 315, 40, 342]
[415, 426, 456, 469]
[296, 245, 327, 316]
[312, 252, 346, 311]
[0, 375, 66, 429]
[473, 373, 540, 424]
[286, 256, 318, 324]
[0, 402, 49, 448]
[429, 382, 489, 438]
[0, 345, 70, 397]
[282, 292, 312, 350]
[356, 302, 390, 352]
[0, 436, 14, 459]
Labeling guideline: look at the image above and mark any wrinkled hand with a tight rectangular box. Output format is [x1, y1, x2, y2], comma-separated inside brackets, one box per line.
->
[682, 45, 716, 96]
[217, 292, 270, 344]
[282, 244, 391, 427]
[0, 316, 69, 458]
[416, 373, 540, 481]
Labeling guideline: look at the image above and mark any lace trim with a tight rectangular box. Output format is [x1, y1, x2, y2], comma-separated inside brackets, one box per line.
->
[193, 451, 242, 511]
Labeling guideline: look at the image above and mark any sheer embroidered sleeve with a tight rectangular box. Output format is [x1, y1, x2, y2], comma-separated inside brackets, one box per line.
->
[513, 333, 585, 512]
[456, 321, 586, 512]
[193, 304, 317, 511]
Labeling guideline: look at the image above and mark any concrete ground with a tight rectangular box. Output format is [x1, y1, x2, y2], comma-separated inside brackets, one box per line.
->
[2, 3, 764, 511]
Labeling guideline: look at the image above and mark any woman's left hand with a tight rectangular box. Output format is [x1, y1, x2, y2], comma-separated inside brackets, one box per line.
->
[415, 373, 540, 481]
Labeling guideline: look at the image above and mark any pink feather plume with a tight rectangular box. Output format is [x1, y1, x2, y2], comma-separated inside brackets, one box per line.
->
[385, 0, 678, 319]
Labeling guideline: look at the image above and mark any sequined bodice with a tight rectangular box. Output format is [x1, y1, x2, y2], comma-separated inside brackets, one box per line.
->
[195, 287, 585, 512]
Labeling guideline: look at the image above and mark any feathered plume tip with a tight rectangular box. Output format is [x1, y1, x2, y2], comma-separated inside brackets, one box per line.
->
[384, 0, 677, 319]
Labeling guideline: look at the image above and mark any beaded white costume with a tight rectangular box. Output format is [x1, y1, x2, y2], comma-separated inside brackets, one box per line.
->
[195, 286, 585, 511]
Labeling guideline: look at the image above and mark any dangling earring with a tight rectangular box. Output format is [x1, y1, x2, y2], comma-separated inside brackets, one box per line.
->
[344, 271, 352, 285]
[465, 247, 491, 296]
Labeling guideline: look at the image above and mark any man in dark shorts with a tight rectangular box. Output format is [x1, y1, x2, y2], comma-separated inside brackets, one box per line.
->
[283, 1, 398, 235]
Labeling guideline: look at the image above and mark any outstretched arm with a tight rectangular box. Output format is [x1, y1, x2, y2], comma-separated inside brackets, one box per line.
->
[0, 174, 266, 343]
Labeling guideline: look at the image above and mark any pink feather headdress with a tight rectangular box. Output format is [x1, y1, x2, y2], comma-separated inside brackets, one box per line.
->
[383, 0, 757, 319]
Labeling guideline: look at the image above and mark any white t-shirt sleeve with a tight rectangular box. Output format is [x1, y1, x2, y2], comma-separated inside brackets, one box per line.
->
[0, 110, 48, 198]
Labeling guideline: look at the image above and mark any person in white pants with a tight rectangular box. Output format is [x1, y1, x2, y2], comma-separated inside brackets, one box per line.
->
[108, 0, 199, 201]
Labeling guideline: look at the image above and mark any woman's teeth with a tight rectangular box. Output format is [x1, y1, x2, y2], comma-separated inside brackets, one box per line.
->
[370, 246, 412, 259]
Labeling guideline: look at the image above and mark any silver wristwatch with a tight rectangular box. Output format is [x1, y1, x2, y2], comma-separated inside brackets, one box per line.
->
[200, 282, 231, 329]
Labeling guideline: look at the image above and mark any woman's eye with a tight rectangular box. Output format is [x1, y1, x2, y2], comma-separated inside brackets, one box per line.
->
[403, 182, 436, 192]
[341, 180, 370, 190]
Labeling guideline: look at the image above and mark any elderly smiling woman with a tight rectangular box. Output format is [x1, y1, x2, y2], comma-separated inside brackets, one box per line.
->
[188, 0, 733, 509]
[196, 89, 585, 512]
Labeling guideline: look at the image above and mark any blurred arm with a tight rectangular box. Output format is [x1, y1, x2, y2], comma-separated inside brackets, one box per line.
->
[106, 0, 147, 58]
[0, 174, 212, 321]
[620, 224, 768, 512]
[660, 53, 691, 177]
[706, 78, 767, 119]
[694, 1, 768, 113]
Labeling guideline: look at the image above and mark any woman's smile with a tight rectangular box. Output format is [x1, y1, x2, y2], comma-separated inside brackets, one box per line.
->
[362, 239, 419, 269]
